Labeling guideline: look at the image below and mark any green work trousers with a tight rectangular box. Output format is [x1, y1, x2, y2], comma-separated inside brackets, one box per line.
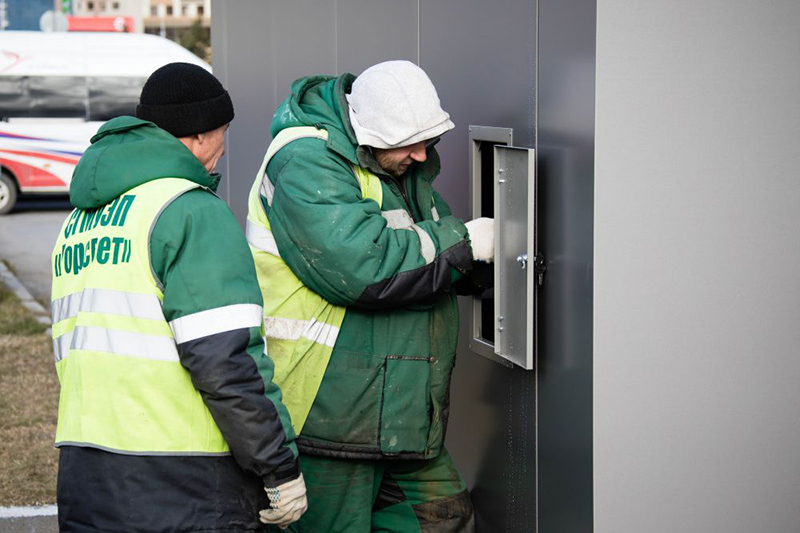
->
[270, 448, 475, 533]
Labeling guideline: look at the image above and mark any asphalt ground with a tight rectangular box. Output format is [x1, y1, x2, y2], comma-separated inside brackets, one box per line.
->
[0, 196, 72, 308]
[0, 197, 69, 531]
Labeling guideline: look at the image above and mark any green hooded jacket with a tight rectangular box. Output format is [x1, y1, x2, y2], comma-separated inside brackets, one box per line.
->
[58, 116, 298, 532]
[262, 74, 475, 460]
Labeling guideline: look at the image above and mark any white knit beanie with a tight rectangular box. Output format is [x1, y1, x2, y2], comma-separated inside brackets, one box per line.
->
[346, 60, 455, 149]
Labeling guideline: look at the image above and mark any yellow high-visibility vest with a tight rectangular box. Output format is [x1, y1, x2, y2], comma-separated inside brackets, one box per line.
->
[246, 127, 383, 434]
[51, 178, 229, 455]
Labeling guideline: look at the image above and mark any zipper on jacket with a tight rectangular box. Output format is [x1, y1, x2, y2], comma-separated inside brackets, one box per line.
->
[392, 177, 417, 223]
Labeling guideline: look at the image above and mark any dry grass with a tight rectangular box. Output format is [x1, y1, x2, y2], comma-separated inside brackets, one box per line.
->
[0, 283, 49, 336]
[0, 283, 59, 506]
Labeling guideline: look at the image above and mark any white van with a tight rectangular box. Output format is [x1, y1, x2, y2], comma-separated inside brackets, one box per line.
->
[0, 31, 210, 214]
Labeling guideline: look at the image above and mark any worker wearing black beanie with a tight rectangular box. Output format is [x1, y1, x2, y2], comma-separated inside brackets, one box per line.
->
[136, 62, 235, 138]
[54, 60, 307, 533]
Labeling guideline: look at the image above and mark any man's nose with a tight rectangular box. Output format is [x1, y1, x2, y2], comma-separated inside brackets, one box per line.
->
[409, 141, 427, 163]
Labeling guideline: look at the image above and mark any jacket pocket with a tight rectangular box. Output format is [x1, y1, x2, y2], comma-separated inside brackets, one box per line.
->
[302, 351, 385, 446]
[380, 356, 432, 454]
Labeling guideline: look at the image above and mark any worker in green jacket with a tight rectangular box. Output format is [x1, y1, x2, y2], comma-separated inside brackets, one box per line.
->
[51, 63, 307, 532]
[247, 60, 494, 532]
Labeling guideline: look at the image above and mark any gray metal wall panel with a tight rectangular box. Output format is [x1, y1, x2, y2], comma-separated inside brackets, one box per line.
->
[417, 1, 542, 531]
[594, 1, 800, 532]
[212, 2, 598, 531]
[419, 0, 537, 217]
[336, 0, 419, 75]
[211, 0, 277, 222]
[535, 0, 596, 530]
[421, 0, 596, 530]
[212, 0, 336, 222]
[269, 1, 337, 106]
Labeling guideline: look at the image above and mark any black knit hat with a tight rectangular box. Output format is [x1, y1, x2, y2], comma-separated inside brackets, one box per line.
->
[136, 62, 234, 138]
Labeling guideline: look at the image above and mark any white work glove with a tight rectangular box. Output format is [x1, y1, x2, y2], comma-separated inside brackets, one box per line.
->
[259, 473, 308, 529]
[465, 217, 494, 262]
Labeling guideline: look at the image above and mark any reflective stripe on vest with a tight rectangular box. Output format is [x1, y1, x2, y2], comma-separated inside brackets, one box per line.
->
[263, 316, 340, 348]
[51, 178, 231, 456]
[51, 288, 167, 362]
[246, 127, 384, 433]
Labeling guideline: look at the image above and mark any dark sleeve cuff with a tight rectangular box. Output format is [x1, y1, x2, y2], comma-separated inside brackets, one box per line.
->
[262, 459, 301, 488]
[353, 240, 473, 310]
[454, 261, 494, 295]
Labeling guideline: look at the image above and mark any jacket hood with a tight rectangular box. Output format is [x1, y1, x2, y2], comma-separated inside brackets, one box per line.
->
[270, 74, 442, 181]
[345, 60, 454, 149]
[70, 116, 219, 209]
[270, 74, 361, 165]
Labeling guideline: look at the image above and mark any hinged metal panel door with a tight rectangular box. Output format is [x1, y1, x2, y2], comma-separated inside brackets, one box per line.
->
[468, 125, 514, 367]
[494, 145, 536, 369]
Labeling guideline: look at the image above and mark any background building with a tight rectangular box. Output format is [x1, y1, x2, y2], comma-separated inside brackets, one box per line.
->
[143, 0, 209, 52]
[71, 0, 143, 32]
[0, 0, 52, 31]
[54, 0, 210, 61]
[71, 0, 210, 38]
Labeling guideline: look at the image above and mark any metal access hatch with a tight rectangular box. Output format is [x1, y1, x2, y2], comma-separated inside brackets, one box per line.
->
[468, 126, 540, 370]
[494, 145, 537, 370]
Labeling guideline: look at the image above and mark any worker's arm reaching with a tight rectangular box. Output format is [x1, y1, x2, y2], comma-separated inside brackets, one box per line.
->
[265, 138, 492, 311]
[429, 189, 495, 295]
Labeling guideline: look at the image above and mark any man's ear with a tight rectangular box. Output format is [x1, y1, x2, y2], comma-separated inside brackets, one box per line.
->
[194, 131, 207, 145]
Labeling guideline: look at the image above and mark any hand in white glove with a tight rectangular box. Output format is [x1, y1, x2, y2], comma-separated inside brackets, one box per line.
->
[259, 473, 308, 529]
[465, 217, 494, 262]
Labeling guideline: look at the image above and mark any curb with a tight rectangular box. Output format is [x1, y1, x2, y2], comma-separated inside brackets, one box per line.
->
[0, 260, 51, 328]
[0, 505, 57, 518]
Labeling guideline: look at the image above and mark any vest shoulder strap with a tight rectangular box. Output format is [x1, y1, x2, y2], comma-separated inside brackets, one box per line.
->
[264, 126, 329, 168]
[352, 165, 383, 207]
[256, 126, 382, 207]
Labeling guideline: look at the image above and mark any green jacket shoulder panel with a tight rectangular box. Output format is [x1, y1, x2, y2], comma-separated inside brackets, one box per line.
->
[150, 188, 262, 322]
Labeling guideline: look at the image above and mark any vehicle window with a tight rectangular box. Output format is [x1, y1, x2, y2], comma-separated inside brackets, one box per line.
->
[0, 76, 86, 118]
[1, 76, 145, 121]
[28, 76, 87, 118]
[0, 77, 29, 116]
[87, 76, 144, 121]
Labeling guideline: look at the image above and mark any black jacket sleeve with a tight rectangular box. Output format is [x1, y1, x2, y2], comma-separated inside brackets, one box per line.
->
[150, 189, 299, 487]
